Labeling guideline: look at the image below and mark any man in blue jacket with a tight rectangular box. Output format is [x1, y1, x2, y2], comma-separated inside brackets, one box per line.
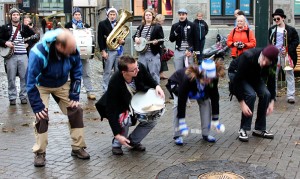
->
[26, 29, 90, 167]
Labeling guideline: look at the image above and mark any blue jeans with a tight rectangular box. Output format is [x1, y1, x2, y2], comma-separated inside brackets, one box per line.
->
[240, 80, 270, 131]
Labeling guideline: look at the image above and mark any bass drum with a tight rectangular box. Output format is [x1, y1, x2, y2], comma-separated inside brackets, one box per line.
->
[71, 28, 94, 59]
[130, 88, 165, 122]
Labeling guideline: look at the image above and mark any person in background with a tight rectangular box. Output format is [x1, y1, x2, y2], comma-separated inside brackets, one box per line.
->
[227, 15, 256, 60]
[41, 18, 46, 34]
[52, 17, 57, 30]
[155, 14, 169, 80]
[268, 8, 299, 104]
[65, 7, 96, 100]
[23, 15, 40, 56]
[194, 12, 209, 64]
[234, 9, 250, 28]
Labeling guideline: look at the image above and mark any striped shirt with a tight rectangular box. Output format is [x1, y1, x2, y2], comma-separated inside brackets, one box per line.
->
[179, 26, 189, 51]
[141, 25, 152, 52]
[11, 26, 27, 55]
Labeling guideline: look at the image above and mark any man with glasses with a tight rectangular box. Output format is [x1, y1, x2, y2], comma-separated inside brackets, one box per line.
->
[269, 8, 299, 104]
[230, 45, 279, 142]
[95, 55, 165, 155]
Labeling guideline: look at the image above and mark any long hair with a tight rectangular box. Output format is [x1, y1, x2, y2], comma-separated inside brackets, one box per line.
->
[142, 9, 156, 25]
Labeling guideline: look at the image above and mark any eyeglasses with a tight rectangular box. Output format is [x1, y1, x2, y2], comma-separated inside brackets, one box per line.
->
[273, 17, 281, 22]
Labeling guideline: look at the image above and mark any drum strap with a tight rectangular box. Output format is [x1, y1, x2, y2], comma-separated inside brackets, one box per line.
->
[125, 82, 135, 115]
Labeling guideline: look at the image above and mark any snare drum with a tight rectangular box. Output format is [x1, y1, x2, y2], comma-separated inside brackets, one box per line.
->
[71, 28, 94, 59]
[130, 89, 165, 122]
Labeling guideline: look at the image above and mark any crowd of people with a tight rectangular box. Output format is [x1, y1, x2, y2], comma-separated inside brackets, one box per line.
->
[0, 6, 298, 168]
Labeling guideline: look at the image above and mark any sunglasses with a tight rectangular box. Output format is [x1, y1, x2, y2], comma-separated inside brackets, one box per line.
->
[273, 17, 281, 21]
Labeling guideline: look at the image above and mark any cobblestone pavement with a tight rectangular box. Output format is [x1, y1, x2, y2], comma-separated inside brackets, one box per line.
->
[0, 56, 300, 179]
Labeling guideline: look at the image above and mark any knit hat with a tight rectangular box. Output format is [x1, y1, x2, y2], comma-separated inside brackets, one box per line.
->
[73, 7, 81, 16]
[178, 8, 188, 14]
[262, 45, 279, 64]
[272, 8, 286, 18]
[200, 59, 216, 78]
[107, 7, 118, 16]
[9, 8, 20, 15]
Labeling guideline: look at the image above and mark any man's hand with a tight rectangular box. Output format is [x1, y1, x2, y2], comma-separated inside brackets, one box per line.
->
[266, 100, 274, 116]
[155, 85, 165, 99]
[5, 41, 14, 48]
[239, 100, 252, 117]
[69, 100, 79, 108]
[102, 50, 108, 60]
[35, 108, 48, 120]
[118, 39, 125, 45]
[185, 50, 192, 57]
[114, 134, 132, 147]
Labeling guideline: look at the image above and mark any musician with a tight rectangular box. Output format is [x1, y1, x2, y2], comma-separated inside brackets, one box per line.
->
[133, 9, 164, 83]
[26, 29, 90, 167]
[95, 55, 165, 155]
[169, 8, 197, 70]
[167, 59, 225, 145]
[268, 9, 299, 104]
[65, 7, 96, 100]
[0, 8, 35, 105]
[98, 7, 125, 92]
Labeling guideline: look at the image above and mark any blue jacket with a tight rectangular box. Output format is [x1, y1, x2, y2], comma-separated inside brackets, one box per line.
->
[26, 29, 82, 113]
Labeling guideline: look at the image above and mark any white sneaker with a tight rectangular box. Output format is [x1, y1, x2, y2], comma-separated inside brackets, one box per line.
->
[238, 129, 248, 142]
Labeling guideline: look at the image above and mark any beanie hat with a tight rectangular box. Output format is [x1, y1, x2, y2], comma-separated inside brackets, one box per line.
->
[9, 8, 20, 15]
[178, 8, 188, 14]
[73, 7, 81, 16]
[107, 7, 118, 16]
[262, 45, 279, 64]
[272, 8, 286, 18]
[200, 59, 216, 78]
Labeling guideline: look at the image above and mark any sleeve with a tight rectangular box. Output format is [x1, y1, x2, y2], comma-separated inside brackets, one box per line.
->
[97, 22, 106, 51]
[177, 78, 190, 119]
[205, 21, 209, 36]
[266, 64, 276, 100]
[84, 23, 90, 28]
[139, 63, 159, 88]
[227, 29, 235, 47]
[244, 30, 256, 48]
[233, 55, 249, 101]
[26, 51, 46, 113]
[0, 25, 7, 47]
[268, 27, 273, 44]
[132, 25, 141, 40]
[208, 78, 219, 115]
[156, 25, 164, 46]
[69, 53, 82, 101]
[289, 28, 299, 66]
[64, 22, 72, 29]
[169, 24, 177, 42]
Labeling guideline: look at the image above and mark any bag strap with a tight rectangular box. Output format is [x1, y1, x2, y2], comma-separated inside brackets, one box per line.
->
[11, 24, 21, 42]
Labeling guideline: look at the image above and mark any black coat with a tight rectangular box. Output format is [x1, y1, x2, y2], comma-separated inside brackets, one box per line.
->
[169, 20, 197, 51]
[95, 62, 158, 136]
[193, 19, 209, 41]
[132, 24, 164, 55]
[0, 23, 35, 48]
[268, 24, 299, 67]
[97, 18, 113, 51]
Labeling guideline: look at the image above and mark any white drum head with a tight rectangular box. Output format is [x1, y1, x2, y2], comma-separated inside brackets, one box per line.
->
[131, 89, 165, 114]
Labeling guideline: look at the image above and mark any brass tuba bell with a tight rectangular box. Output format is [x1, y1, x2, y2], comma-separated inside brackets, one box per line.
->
[106, 9, 134, 50]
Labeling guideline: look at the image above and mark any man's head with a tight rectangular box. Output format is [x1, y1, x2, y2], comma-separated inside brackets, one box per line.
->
[178, 8, 188, 22]
[73, 7, 82, 21]
[107, 7, 118, 22]
[55, 29, 77, 57]
[272, 8, 286, 26]
[259, 45, 279, 67]
[118, 55, 139, 77]
[9, 8, 20, 23]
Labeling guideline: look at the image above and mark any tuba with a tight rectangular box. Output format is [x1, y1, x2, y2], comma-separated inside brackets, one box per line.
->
[106, 9, 133, 50]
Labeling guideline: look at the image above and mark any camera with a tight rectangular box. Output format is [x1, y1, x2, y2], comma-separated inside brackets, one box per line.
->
[236, 41, 244, 49]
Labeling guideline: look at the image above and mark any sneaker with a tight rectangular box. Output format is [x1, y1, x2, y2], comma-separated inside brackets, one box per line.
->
[202, 135, 216, 143]
[174, 136, 183, 146]
[252, 130, 274, 139]
[10, 100, 16, 105]
[87, 93, 96, 100]
[21, 98, 27, 104]
[112, 147, 123, 155]
[34, 153, 46, 167]
[130, 143, 146, 151]
[71, 148, 90, 159]
[287, 98, 295, 104]
[238, 129, 249, 142]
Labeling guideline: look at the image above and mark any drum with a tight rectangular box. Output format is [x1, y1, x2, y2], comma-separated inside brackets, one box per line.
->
[71, 28, 94, 59]
[130, 89, 165, 122]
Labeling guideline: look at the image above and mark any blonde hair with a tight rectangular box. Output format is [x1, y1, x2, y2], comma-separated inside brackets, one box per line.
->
[142, 9, 156, 25]
[155, 14, 165, 24]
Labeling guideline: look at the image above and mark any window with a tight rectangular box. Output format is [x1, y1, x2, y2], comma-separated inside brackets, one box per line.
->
[133, 0, 173, 17]
[210, 0, 252, 16]
[295, 0, 300, 15]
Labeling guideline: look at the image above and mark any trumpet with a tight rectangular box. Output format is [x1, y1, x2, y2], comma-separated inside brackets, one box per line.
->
[283, 54, 294, 71]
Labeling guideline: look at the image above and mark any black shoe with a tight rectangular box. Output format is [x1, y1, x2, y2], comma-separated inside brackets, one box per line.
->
[71, 148, 90, 159]
[10, 100, 16, 105]
[252, 130, 274, 139]
[21, 98, 27, 104]
[112, 147, 123, 155]
[238, 129, 248, 142]
[34, 153, 46, 167]
[130, 143, 146, 151]
[287, 99, 295, 104]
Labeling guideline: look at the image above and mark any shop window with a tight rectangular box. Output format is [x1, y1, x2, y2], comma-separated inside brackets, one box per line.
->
[133, 0, 173, 17]
[210, 0, 252, 16]
[295, 0, 300, 15]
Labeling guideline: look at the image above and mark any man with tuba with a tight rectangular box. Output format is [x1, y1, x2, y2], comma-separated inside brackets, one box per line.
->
[269, 9, 299, 104]
[65, 7, 96, 100]
[98, 7, 125, 92]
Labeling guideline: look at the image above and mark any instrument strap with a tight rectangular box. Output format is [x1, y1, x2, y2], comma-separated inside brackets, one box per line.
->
[11, 24, 21, 43]
[125, 82, 136, 115]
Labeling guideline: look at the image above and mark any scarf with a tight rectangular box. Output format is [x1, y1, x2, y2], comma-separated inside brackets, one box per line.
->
[72, 18, 84, 29]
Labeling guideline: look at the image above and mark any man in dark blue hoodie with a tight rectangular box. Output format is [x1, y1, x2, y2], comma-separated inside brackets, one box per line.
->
[194, 12, 209, 64]
[26, 29, 90, 167]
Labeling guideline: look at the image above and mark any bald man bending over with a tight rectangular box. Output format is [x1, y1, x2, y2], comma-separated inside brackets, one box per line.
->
[26, 29, 90, 167]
